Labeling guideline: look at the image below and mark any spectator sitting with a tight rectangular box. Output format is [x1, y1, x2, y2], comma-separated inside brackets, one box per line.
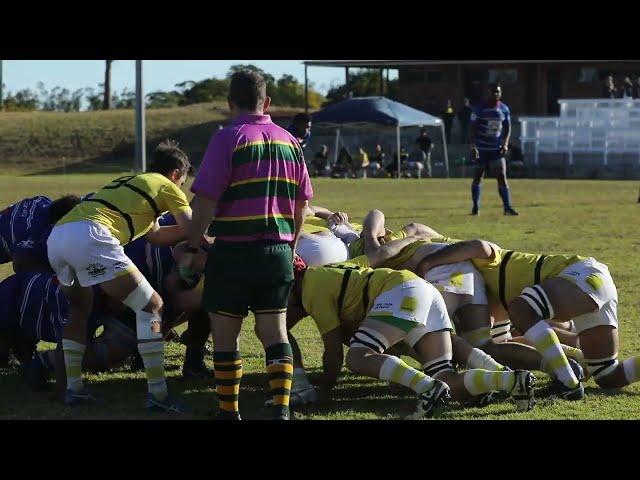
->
[332, 147, 353, 178]
[385, 148, 408, 178]
[312, 145, 330, 177]
[350, 147, 370, 177]
[368, 144, 385, 177]
[405, 149, 425, 178]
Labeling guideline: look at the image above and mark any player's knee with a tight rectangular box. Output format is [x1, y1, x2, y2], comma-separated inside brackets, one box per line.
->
[345, 347, 369, 373]
[586, 356, 625, 388]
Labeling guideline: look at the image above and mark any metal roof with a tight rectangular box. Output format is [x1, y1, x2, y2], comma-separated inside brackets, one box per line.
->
[303, 60, 637, 68]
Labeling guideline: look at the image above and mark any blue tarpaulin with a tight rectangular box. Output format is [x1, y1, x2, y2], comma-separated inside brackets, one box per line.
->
[312, 96, 448, 177]
[312, 96, 443, 127]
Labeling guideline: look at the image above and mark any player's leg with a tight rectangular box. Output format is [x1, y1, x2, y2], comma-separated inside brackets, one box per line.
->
[413, 322, 535, 410]
[202, 242, 249, 420]
[252, 242, 296, 420]
[346, 317, 450, 419]
[471, 164, 485, 215]
[181, 310, 212, 379]
[507, 277, 596, 399]
[99, 270, 186, 411]
[59, 280, 94, 400]
[493, 156, 518, 215]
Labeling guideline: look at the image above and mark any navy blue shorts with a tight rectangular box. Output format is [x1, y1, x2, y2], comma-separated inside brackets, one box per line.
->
[476, 149, 504, 166]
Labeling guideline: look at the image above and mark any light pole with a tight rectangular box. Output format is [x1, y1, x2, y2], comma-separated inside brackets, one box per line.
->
[135, 60, 146, 172]
[0, 60, 4, 110]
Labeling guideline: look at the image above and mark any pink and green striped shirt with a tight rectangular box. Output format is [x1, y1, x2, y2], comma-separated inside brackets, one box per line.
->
[191, 113, 313, 242]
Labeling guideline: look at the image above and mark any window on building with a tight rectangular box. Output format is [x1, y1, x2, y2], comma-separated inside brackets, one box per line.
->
[425, 70, 445, 83]
[488, 69, 518, 84]
[405, 69, 424, 83]
[578, 67, 598, 83]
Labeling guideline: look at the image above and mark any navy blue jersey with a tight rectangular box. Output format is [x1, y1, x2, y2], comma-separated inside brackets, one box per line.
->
[471, 101, 510, 151]
[0, 272, 102, 344]
[0, 196, 52, 263]
[123, 213, 176, 293]
[12, 225, 53, 269]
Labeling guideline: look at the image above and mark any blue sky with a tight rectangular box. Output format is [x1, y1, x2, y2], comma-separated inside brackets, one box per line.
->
[1, 60, 366, 97]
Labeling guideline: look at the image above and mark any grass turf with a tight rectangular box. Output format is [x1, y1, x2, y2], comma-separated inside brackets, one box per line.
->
[1, 174, 639, 420]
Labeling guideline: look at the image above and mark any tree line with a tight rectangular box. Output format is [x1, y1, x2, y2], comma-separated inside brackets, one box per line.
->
[1, 62, 399, 113]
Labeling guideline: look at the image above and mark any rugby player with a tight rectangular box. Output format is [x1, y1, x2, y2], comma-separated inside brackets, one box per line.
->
[355, 209, 585, 379]
[415, 240, 638, 399]
[0, 271, 137, 391]
[287, 256, 536, 418]
[46, 140, 194, 412]
[1, 195, 81, 270]
[469, 83, 518, 216]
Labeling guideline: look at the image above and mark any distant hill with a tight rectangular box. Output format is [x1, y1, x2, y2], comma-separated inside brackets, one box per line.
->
[0, 101, 306, 175]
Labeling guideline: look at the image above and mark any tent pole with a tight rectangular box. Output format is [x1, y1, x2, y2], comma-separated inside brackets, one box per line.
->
[441, 123, 449, 178]
[334, 127, 341, 166]
[396, 125, 401, 180]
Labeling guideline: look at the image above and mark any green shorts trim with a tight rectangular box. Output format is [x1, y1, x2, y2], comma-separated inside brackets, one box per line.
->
[367, 313, 418, 333]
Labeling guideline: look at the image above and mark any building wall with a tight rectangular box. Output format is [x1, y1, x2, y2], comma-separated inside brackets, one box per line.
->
[398, 62, 640, 117]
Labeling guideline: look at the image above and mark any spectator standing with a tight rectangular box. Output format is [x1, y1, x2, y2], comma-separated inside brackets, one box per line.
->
[458, 98, 473, 143]
[441, 99, 455, 144]
[619, 77, 634, 98]
[602, 75, 616, 98]
[184, 70, 313, 420]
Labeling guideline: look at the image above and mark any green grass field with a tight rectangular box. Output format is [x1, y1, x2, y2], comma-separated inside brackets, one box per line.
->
[1, 174, 639, 420]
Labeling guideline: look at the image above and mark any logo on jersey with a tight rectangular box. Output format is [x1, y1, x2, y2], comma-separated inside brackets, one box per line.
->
[87, 263, 107, 278]
[17, 239, 35, 249]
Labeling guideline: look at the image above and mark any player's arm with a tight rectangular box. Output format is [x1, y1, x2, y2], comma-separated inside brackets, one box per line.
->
[145, 210, 192, 246]
[367, 235, 420, 268]
[501, 109, 511, 152]
[415, 239, 495, 278]
[293, 154, 314, 252]
[292, 199, 309, 254]
[362, 209, 387, 255]
[309, 205, 334, 219]
[469, 109, 479, 158]
[317, 327, 344, 400]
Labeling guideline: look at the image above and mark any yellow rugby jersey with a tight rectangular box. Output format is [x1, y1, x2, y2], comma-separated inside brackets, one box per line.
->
[348, 226, 456, 259]
[472, 247, 585, 309]
[301, 259, 419, 335]
[302, 216, 331, 234]
[59, 173, 191, 245]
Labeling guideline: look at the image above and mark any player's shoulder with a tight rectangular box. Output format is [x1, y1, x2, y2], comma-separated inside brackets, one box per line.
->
[498, 101, 510, 113]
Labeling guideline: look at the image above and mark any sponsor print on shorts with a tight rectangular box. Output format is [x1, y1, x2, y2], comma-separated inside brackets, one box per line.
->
[585, 273, 604, 291]
[87, 263, 107, 278]
[114, 260, 129, 270]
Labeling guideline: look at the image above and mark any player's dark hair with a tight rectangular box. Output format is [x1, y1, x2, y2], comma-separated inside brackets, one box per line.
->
[48, 195, 81, 225]
[228, 70, 267, 111]
[293, 113, 311, 125]
[150, 140, 192, 177]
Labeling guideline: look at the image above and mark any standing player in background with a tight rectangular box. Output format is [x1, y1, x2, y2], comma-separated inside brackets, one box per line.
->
[469, 83, 519, 216]
[287, 113, 312, 149]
